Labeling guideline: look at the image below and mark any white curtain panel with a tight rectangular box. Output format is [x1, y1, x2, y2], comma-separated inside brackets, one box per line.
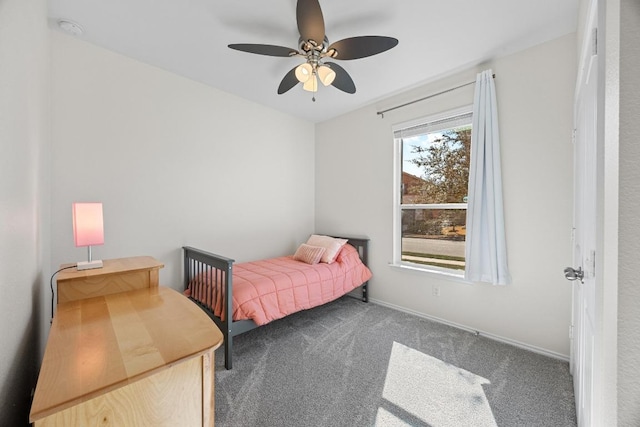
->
[465, 70, 511, 285]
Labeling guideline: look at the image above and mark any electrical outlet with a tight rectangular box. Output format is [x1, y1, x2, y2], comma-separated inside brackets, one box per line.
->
[432, 286, 440, 297]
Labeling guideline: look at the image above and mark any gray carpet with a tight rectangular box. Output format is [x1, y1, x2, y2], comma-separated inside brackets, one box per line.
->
[213, 296, 577, 427]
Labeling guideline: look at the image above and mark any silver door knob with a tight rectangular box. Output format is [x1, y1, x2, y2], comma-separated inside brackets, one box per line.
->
[564, 267, 584, 282]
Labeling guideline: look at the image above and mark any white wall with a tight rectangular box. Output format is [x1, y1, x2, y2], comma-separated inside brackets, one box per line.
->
[0, 0, 50, 424]
[316, 34, 576, 357]
[617, 0, 640, 423]
[50, 32, 315, 295]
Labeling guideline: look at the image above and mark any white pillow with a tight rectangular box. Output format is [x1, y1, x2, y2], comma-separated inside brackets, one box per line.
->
[293, 244, 326, 265]
[306, 235, 348, 264]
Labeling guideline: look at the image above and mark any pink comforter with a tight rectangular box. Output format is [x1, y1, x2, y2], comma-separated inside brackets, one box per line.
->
[188, 244, 372, 326]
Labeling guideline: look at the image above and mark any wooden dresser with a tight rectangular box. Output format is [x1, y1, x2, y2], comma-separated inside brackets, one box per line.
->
[56, 256, 164, 303]
[30, 258, 223, 427]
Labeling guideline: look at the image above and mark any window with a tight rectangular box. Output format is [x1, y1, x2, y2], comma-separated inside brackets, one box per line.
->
[393, 107, 472, 273]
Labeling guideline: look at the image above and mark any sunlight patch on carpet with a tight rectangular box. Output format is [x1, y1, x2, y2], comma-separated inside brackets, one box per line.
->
[377, 342, 497, 427]
[375, 407, 415, 426]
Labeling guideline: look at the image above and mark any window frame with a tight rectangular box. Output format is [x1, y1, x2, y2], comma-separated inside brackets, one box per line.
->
[392, 105, 473, 277]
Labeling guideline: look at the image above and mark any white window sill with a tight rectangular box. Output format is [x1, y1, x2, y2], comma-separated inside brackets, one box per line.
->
[389, 262, 473, 285]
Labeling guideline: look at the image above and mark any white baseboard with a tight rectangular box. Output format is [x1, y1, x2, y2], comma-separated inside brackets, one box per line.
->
[369, 297, 570, 362]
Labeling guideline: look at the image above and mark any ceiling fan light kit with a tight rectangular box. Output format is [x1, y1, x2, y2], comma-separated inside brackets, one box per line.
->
[295, 63, 335, 93]
[228, 0, 398, 97]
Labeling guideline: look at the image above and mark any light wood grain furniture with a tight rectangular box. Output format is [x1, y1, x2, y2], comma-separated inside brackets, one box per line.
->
[30, 286, 224, 427]
[56, 256, 164, 303]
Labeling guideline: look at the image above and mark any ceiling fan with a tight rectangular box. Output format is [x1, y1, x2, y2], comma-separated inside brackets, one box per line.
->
[228, 0, 398, 98]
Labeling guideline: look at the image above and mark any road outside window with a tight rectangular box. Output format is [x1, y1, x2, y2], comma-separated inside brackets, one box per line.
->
[394, 109, 472, 273]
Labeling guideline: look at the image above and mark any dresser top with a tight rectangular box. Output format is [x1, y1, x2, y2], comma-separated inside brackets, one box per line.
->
[57, 256, 164, 281]
[30, 286, 223, 422]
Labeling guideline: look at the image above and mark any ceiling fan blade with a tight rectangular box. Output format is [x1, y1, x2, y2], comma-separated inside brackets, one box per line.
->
[325, 62, 356, 94]
[228, 44, 299, 57]
[327, 36, 398, 60]
[278, 67, 300, 94]
[296, 0, 325, 45]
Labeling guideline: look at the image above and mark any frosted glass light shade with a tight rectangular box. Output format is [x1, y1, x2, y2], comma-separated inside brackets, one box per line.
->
[73, 203, 104, 247]
[295, 63, 313, 83]
[303, 75, 318, 92]
[317, 65, 336, 86]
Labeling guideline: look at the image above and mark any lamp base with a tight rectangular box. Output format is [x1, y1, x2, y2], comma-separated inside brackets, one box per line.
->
[77, 259, 103, 271]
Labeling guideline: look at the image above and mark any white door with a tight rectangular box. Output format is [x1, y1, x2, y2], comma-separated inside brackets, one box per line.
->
[568, 4, 598, 426]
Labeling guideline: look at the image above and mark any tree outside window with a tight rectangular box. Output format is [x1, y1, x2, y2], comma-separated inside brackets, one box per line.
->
[395, 111, 472, 271]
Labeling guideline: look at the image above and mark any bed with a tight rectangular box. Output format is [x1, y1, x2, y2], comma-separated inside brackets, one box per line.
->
[183, 236, 372, 369]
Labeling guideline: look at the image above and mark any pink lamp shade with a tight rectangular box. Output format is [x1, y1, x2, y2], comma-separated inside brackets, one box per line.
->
[72, 203, 104, 247]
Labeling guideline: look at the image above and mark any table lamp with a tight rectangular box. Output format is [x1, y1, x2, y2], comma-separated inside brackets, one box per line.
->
[72, 202, 104, 270]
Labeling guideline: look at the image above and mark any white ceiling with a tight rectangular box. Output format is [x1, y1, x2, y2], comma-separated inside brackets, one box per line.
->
[48, 0, 578, 123]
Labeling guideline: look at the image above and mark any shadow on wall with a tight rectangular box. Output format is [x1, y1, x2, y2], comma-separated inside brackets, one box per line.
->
[0, 273, 42, 426]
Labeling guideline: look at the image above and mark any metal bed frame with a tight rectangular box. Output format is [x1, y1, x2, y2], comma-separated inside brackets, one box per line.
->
[183, 237, 370, 370]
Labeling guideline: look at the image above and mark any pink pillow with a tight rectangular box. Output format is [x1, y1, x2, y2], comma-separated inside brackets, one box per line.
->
[293, 244, 326, 265]
[306, 235, 348, 264]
